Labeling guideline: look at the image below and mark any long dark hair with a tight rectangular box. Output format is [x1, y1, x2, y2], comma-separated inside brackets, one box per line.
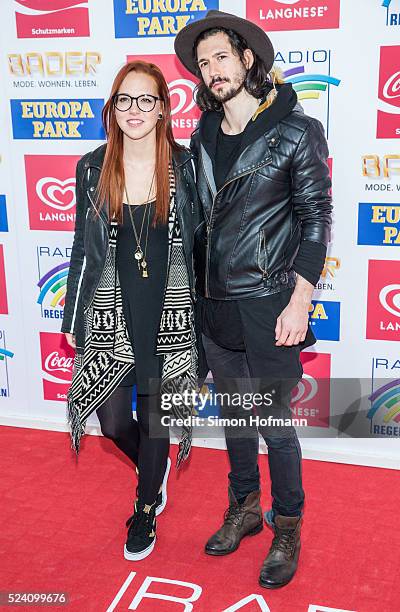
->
[98, 60, 184, 225]
[193, 27, 276, 112]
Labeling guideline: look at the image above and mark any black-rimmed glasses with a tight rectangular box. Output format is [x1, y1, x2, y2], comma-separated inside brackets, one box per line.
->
[113, 93, 161, 112]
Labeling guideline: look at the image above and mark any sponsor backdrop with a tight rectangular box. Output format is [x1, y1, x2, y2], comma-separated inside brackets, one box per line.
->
[0, 0, 399, 468]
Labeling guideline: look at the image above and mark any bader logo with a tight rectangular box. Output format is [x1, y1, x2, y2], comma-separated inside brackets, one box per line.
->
[0, 245, 8, 315]
[15, 0, 90, 39]
[366, 260, 400, 340]
[308, 300, 340, 341]
[358, 203, 400, 246]
[128, 53, 200, 138]
[40, 331, 74, 401]
[377, 45, 400, 138]
[247, 0, 340, 32]
[290, 351, 331, 427]
[24, 155, 80, 231]
[275, 49, 340, 136]
[10, 98, 105, 139]
[36, 246, 72, 320]
[114, 0, 219, 38]
[0, 196, 8, 232]
[0, 330, 14, 399]
[369, 356, 400, 436]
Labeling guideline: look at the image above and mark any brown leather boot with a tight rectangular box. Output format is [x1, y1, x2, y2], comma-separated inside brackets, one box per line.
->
[205, 487, 263, 556]
[259, 514, 302, 589]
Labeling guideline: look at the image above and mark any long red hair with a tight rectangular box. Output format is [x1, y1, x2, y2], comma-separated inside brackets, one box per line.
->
[97, 60, 183, 225]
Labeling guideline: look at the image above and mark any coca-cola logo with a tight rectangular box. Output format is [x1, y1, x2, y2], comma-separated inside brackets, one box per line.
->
[44, 351, 73, 373]
[379, 284, 400, 317]
[36, 177, 76, 211]
[383, 71, 400, 100]
[291, 374, 318, 404]
[168, 78, 196, 116]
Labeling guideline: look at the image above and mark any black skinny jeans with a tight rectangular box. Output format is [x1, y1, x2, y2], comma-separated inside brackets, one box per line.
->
[96, 386, 169, 506]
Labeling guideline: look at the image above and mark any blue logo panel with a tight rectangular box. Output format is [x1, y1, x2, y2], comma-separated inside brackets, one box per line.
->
[10, 99, 105, 140]
[309, 300, 340, 341]
[114, 0, 220, 38]
[357, 202, 400, 246]
[0, 196, 8, 232]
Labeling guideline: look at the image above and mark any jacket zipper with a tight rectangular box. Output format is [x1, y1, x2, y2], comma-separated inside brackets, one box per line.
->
[201, 158, 272, 298]
[83, 189, 109, 313]
[258, 230, 269, 280]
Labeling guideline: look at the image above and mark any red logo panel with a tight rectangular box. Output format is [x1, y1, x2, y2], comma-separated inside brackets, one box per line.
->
[25, 155, 80, 231]
[366, 260, 400, 341]
[0, 245, 8, 315]
[377, 45, 400, 139]
[127, 54, 201, 140]
[246, 0, 340, 32]
[15, 0, 90, 39]
[290, 352, 331, 428]
[40, 332, 74, 401]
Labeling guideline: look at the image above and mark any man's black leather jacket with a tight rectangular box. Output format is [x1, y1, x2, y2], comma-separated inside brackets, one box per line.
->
[61, 144, 201, 352]
[190, 108, 333, 300]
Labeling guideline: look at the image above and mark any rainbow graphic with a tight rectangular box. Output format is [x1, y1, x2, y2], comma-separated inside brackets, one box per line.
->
[283, 67, 341, 101]
[0, 348, 14, 361]
[368, 379, 400, 424]
[37, 262, 69, 308]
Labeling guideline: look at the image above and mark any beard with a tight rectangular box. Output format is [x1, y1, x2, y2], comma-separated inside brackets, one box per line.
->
[207, 65, 247, 103]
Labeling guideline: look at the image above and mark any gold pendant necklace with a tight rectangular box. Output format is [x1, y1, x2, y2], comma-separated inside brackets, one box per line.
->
[124, 169, 155, 278]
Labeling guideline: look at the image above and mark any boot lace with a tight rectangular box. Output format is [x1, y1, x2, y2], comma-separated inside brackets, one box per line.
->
[126, 506, 154, 537]
[223, 503, 242, 527]
[270, 528, 297, 559]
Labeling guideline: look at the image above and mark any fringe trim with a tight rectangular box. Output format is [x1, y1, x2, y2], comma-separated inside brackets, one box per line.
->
[66, 390, 85, 455]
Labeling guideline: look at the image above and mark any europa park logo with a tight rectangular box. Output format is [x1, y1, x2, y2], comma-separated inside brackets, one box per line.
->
[246, 0, 340, 32]
[10, 98, 104, 139]
[366, 260, 400, 341]
[24, 155, 80, 231]
[114, 0, 219, 38]
[377, 45, 400, 138]
[15, 0, 90, 39]
[40, 332, 74, 401]
[128, 54, 200, 139]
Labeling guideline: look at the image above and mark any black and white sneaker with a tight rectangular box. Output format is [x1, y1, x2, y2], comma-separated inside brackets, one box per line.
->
[124, 501, 157, 561]
[155, 456, 171, 516]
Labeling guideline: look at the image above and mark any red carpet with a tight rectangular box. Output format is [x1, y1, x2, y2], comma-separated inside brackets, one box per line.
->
[1, 425, 399, 612]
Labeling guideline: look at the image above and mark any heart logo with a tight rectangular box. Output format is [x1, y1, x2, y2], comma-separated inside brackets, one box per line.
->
[36, 177, 76, 211]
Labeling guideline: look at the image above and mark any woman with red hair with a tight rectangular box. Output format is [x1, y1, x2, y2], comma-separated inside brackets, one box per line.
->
[62, 61, 204, 561]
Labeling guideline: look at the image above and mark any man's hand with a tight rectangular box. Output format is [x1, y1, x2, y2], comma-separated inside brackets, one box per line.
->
[275, 274, 313, 346]
[65, 333, 76, 349]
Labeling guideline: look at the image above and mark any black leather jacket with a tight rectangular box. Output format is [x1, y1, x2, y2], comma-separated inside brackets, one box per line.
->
[61, 144, 202, 353]
[190, 108, 332, 300]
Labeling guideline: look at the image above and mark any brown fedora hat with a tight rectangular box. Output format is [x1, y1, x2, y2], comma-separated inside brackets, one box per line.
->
[174, 10, 275, 76]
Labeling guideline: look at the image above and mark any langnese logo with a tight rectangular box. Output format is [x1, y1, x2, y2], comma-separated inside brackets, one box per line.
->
[369, 356, 400, 436]
[366, 260, 400, 340]
[0, 196, 8, 232]
[25, 155, 80, 231]
[274, 48, 340, 136]
[128, 54, 200, 138]
[377, 45, 400, 138]
[114, 0, 219, 38]
[308, 300, 340, 341]
[290, 352, 331, 427]
[40, 332, 74, 401]
[247, 0, 340, 32]
[0, 246, 8, 315]
[8, 51, 101, 90]
[381, 0, 400, 27]
[15, 0, 90, 39]
[11, 98, 105, 139]
[358, 203, 400, 246]
[37, 246, 72, 320]
[0, 330, 14, 398]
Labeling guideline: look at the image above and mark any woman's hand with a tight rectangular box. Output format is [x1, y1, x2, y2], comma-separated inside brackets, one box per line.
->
[65, 333, 76, 349]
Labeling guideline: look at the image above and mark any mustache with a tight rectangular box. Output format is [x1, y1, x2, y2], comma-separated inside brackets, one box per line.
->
[209, 76, 230, 88]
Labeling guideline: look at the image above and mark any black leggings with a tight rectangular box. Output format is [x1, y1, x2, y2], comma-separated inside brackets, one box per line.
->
[96, 386, 170, 506]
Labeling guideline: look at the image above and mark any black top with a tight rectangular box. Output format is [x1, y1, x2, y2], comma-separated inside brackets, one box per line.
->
[215, 127, 243, 190]
[116, 202, 168, 394]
